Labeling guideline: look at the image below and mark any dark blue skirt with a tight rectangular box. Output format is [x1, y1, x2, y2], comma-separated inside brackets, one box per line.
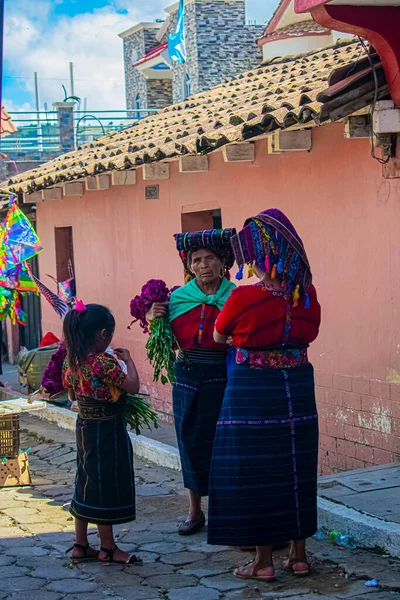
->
[70, 413, 136, 525]
[173, 359, 227, 497]
[207, 349, 319, 547]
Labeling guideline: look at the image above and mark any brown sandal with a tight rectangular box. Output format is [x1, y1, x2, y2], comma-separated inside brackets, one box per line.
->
[67, 543, 99, 564]
[234, 560, 276, 582]
[178, 512, 206, 536]
[99, 545, 142, 565]
[284, 559, 310, 576]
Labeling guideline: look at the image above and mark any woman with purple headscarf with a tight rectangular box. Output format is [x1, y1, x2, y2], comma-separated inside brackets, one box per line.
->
[207, 209, 321, 582]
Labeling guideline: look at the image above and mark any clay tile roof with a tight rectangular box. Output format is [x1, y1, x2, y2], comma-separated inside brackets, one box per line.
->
[1, 107, 18, 138]
[133, 42, 168, 67]
[260, 20, 330, 43]
[3, 39, 387, 197]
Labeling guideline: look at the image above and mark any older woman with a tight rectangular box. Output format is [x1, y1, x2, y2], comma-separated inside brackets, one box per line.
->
[207, 209, 321, 581]
[147, 229, 236, 535]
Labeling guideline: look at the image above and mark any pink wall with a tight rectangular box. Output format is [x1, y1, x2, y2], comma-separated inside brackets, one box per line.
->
[36, 122, 400, 473]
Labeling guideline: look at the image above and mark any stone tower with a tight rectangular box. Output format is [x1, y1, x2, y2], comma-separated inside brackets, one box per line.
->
[119, 0, 264, 113]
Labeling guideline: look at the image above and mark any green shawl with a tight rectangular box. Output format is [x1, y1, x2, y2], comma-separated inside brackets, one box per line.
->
[169, 278, 236, 323]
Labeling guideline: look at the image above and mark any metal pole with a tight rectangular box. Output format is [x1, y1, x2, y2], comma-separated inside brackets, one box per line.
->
[0, 0, 4, 149]
[69, 62, 74, 97]
[34, 72, 42, 152]
[0, 0, 4, 375]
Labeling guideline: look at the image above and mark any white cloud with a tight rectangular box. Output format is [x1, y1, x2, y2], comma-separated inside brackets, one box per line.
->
[4, 0, 278, 112]
[4, 4, 138, 112]
[2, 98, 34, 112]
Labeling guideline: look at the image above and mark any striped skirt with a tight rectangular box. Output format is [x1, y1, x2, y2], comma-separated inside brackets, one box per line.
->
[207, 348, 319, 547]
[70, 407, 136, 525]
[173, 352, 227, 497]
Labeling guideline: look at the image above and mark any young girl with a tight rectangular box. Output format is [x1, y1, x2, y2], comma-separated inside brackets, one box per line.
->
[63, 302, 142, 565]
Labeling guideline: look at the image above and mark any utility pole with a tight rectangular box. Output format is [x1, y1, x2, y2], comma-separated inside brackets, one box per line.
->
[34, 72, 42, 151]
[0, 0, 4, 145]
[0, 0, 4, 374]
[69, 62, 74, 97]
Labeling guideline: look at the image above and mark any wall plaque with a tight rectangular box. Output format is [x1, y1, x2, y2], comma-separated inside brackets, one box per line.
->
[145, 185, 159, 200]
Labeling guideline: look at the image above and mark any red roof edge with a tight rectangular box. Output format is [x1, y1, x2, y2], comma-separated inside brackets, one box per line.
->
[133, 42, 168, 67]
[295, 0, 331, 14]
[265, 0, 292, 34]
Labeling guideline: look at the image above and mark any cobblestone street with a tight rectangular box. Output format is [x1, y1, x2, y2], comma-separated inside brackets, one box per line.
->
[0, 415, 399, 600]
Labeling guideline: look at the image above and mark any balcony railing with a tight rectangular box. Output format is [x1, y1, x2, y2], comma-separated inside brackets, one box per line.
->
[0, 109, 159, 158]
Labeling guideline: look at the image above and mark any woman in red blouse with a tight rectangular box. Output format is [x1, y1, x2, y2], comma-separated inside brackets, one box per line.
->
[147, 229, 236, 535]
[207, 209, 321, 583]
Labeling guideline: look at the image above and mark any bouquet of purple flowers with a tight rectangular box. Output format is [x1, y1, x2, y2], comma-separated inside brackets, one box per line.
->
[41, 342, 67, 398]
[130, 279, 178, 385]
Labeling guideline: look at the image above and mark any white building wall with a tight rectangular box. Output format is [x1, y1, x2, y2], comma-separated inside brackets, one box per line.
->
[262, 34, 334, 62]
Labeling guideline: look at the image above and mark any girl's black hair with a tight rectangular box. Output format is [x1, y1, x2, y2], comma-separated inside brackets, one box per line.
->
[63, 304, 115, 374]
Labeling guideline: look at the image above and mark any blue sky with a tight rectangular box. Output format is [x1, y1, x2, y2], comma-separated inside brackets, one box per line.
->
[3, 0, 278, 113]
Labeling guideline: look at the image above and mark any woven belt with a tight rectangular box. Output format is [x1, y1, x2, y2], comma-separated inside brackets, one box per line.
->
[177, 348, 227, 365]
[76, 396, 122, 420]
[235, 347, 309, 370]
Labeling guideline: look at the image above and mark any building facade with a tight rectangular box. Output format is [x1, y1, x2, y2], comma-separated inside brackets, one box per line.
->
[6, 3, 400, 476]
[31, 123, 400, 475]
[119, 0, 263, 112]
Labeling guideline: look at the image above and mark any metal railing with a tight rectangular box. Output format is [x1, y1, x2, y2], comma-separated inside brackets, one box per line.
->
[0, 109, 159, 157]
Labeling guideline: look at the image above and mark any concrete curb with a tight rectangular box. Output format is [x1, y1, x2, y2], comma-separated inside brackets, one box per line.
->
[32, 404, 182, 472]
[318, 497, 400, 558]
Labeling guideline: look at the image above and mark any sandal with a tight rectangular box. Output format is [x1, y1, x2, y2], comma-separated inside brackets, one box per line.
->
[178, 512, 206, 536]
[239, 544, 288, 552]
[66, 543, 99, 564]
[99, 545, 143, 565]
[234, 560, 276, 582]
[283, 559, 310, 576]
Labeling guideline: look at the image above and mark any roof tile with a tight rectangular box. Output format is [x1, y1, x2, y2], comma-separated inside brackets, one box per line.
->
[1, 107, 18, 138]
[260, 20, 330, 43]
[4, 39, 373, 196]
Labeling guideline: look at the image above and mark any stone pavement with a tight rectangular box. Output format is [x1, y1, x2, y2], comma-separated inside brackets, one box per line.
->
[0, 415, 397, 600]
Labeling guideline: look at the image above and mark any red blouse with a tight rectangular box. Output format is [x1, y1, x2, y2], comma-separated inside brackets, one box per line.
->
[171, 304, 226, 350]
[215, 284, 321, 348]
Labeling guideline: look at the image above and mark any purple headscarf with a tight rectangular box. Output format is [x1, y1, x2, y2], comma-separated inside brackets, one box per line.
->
[231, 208, 312, 302]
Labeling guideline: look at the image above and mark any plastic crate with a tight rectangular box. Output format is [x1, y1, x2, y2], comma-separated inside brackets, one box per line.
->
[0, 415, 20, 458]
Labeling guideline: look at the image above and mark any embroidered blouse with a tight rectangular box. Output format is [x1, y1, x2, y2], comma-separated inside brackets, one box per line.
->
[215, 284, 321, 348]
[171, 304, 227, 350]
[62, 353, 126, 402]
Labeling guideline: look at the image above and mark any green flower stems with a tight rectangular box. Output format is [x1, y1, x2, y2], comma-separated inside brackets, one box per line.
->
[122, 393, 159, 436]
[145, 316, 177, 385]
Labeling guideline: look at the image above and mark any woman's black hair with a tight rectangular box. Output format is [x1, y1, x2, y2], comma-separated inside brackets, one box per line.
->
[63, 304, 115, 374]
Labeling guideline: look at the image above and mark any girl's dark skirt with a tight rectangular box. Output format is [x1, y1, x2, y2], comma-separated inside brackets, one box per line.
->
[70, 410, 136, 526]
[173, 352, 227, 497]
[208, 349, 319, 547]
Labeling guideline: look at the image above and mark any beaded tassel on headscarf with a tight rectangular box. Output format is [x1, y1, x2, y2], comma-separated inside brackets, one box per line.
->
[231, 208, 312, 308]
